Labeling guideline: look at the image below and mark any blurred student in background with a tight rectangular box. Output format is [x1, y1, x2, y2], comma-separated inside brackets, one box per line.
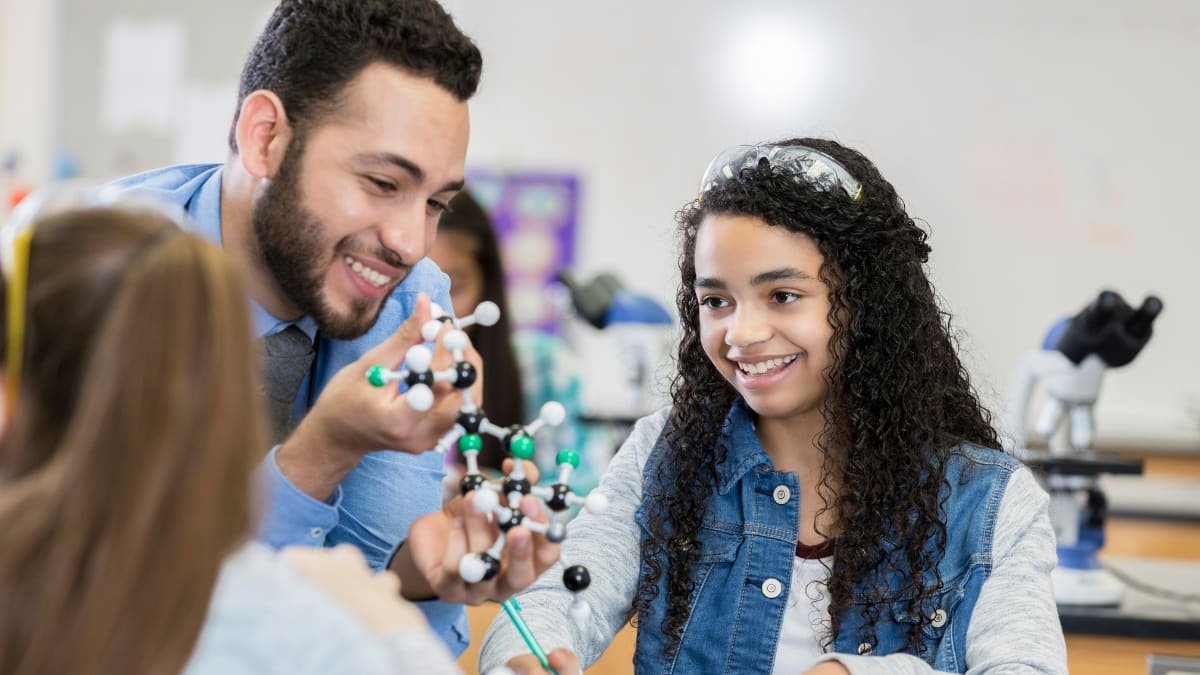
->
[0, 204, 460, 675]
[429, 190, 527, 469]
[430, 191, 599, 492]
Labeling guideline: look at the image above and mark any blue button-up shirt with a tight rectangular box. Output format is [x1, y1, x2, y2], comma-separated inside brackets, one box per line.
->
[110, 164, 468, 654]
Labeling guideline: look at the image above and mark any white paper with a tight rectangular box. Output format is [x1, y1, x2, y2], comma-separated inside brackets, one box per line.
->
[101, 18, 185, 134]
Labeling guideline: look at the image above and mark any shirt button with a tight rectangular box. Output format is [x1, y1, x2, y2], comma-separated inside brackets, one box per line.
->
[309, 527, 324, 538]
[761, 578, 783, 599]
[931, 608, 948, 627]
[857, 642, 873, 655]
[772, 485, 792, 505]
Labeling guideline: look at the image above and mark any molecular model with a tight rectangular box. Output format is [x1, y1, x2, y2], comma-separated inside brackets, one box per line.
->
[366, 301, 608, 623]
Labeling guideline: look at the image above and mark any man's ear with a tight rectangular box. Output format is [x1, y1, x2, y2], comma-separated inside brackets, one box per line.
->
[234, 90, 294, 180]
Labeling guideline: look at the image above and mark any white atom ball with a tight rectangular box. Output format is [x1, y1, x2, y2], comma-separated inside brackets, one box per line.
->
[540, 401, 567, 426]
[421, 319, 444, 342]
[474, 301, 501, 326]
[459, 554, 487, 583]
[405, 384, 433, 412]
[472, 488, 500, 514]
[444, 329, 470, 352]
[585, 492, 609, 515]
[568, 599, 592, 624]
[405, 344, 433, 372]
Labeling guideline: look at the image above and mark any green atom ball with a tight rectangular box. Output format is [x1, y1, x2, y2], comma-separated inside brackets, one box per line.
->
[366, 365, 387, 387]
[509, 435, 535, 460]
[556, 449, 580, 469]
[458, 434, 483, 452]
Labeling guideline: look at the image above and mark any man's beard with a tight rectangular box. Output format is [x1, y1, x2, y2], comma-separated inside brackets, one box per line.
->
[252, 148, 390, 340]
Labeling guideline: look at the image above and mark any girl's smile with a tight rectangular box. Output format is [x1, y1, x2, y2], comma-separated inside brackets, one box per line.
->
[694, 213, 834, 425]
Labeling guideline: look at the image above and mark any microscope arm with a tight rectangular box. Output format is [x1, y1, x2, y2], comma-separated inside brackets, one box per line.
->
[1005, 350, 1106, 454]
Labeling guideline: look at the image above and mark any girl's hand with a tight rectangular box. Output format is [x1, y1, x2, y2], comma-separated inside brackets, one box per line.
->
[505, 647, 581, 675]
[802, 662, 851, 675]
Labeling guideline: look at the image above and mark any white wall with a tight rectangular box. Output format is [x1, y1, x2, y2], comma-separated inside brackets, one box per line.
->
[3, 0, 1197, 449]
[455, 1, 1200, 450]
[0, 0, 57, 197]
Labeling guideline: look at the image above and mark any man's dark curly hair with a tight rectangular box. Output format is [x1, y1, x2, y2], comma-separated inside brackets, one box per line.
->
[632, 137, 1001, 659]
[228, 0, 482, 152]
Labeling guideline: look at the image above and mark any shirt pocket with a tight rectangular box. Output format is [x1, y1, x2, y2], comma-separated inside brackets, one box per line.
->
[870, 579, 968, 666]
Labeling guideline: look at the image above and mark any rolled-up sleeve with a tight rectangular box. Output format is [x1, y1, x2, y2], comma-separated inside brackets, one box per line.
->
[255, 445, 342, 549]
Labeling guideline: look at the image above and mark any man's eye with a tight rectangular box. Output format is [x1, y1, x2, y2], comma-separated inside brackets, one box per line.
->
[367, 177, 397, 193]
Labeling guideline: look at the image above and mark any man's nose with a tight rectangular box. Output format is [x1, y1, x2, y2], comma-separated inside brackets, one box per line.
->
[378, 202, 428, 264]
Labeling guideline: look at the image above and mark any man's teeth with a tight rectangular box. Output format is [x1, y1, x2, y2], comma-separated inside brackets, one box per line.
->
[737, 354, 798, 375]
[346, 256, 392, 288]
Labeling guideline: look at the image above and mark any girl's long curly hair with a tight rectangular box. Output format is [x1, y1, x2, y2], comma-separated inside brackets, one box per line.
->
[632, 138, 1001, 659]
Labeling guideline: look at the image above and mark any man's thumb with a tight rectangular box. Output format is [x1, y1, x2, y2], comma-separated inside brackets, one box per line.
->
[361, 292, 433, 366]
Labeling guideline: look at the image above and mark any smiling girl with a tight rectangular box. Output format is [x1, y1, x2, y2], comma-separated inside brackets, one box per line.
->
[480, 139, 1067, 674]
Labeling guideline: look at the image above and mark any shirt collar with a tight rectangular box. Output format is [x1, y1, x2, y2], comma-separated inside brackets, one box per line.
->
[714, 398, 775, 495]
[186, 166, 318, 341]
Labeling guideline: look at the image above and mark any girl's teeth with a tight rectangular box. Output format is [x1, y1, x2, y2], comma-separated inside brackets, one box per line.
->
[738, 354, 798, 375]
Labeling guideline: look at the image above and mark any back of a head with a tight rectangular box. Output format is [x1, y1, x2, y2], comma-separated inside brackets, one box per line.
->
[229, 0, 483, 151]
[0, 207, 266, 675]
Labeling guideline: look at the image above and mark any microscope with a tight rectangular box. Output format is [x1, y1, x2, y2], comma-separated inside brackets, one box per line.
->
[554, 271, 674, 422]
[1004, 290, 1163, 606]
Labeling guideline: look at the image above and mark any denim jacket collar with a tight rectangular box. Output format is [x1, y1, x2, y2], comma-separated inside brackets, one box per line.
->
[714, 398, 774, 496]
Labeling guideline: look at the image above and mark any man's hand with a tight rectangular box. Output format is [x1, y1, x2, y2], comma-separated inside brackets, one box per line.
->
[392, 460, 561, 605]
[277, 293, 483, 500]
[506, 648, 580, 675]
[281, 544, 427, 635]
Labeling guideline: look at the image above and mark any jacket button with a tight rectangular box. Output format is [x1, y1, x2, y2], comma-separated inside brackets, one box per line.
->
[857, 642, 873, 655]
[931, 608, 948, 627]
[761, 578, 783, 599]
[772, 485, 791, 505]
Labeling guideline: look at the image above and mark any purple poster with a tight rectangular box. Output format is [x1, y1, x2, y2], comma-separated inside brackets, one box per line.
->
[467, 171, 579, 333]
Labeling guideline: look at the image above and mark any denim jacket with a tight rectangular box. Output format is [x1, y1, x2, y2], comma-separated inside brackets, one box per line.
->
[632, 400, 1024, 674]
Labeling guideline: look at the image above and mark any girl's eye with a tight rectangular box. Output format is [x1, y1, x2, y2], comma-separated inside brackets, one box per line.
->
[700, 296, 729, 309]
[772, 291, 799, 304]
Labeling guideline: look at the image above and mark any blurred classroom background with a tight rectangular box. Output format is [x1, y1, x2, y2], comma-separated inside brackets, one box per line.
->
[3, 1, 1199, 672]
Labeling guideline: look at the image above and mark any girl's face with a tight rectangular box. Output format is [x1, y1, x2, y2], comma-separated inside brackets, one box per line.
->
[428, 231, 484, 317]
[694, 213, 834, 424]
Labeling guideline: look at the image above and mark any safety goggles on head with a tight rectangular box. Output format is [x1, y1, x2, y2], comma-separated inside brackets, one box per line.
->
[0, 184, 184, 404]
[698, 143, 864, 202]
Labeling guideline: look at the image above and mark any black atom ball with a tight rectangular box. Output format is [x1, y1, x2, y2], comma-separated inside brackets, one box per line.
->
[563, 565, 591, 592]
[454, 361, 478, 389]
[459, 473, 486, 496]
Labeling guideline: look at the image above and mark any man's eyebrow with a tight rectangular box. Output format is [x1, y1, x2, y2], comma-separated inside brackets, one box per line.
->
[750, 267, 816, 286]
[354, 152, 424, 181]
[353, 153, 464, 193]
[438, 178, 466, 194]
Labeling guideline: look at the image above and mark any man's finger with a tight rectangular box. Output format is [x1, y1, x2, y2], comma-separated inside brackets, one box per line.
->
[499, 526, 536, 596]
[520, 497, 561, 572]
[462, 492, 498, 553]
[500, 458, 541, 485]
[361, 292, 433, 367]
